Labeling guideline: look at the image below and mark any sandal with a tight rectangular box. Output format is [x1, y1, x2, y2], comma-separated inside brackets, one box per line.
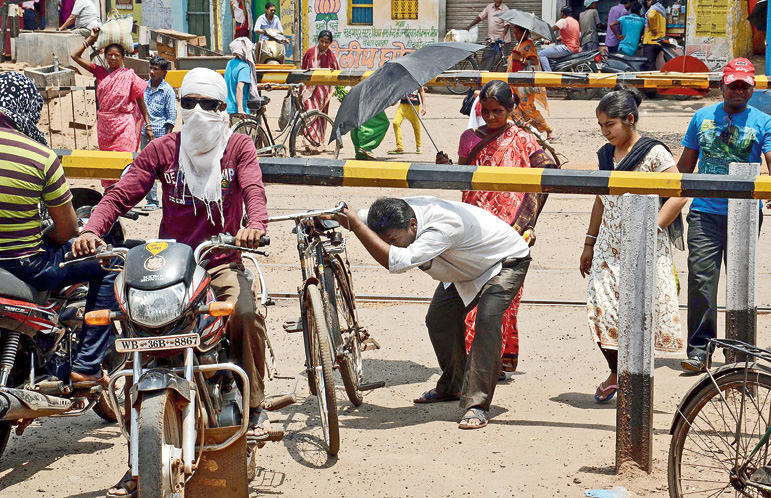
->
[106, 470, 137, 498]
[594, 381, 618, 403]
[246, 408, 284, 444]
[459, 407, 488, 430]
[387, 148, 405, 154]
[413, 388, 461, 404]
[498, 371, 507, 382]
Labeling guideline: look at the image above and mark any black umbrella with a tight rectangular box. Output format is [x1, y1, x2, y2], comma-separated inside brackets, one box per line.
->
[749, 0, 767, 31]
[330, 41, 483, 150]
[496, 9, 556, 43]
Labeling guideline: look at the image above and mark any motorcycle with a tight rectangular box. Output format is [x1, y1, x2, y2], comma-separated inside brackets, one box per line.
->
[74, 233, 274, 497]
[545, 47, 603, 100]
[0, 187, 144, 461]
[259, 28, 286, 65]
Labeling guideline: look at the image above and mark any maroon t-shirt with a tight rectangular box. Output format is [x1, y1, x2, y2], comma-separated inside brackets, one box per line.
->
[85, 132, 268, 268]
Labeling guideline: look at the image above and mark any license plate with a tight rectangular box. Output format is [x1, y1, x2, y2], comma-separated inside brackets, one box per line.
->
[115, 333, 200, 353]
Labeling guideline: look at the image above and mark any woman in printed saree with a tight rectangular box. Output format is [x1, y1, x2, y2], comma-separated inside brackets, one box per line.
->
[301, 29, 339, 153]
[448, 80, 558, 375]
[71, 27, 150, 187]
[507, 25, 555, 140]
[580, 86, 686, 403]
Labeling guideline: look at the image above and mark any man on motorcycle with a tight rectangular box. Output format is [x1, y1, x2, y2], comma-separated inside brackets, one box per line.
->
[71, 68, 271, 497]
[0, 72, 118, 388]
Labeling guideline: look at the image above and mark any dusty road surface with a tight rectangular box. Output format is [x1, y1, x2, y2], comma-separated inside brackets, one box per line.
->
[5, 91, 771, 498]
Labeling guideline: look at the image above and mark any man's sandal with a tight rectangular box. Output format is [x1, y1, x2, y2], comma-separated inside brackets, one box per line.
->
[247, 408, 284, 446]
[413, 388, 461, 404]
[459, 407, 488, 430]
[105, 470, 137, 498]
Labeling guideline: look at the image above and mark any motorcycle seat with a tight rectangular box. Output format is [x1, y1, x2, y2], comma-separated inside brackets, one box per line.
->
[0, 268, 50, 305]
[549, 51, 595, 63]
[247, 96, 271, 111]
[611, 53, 648, 63]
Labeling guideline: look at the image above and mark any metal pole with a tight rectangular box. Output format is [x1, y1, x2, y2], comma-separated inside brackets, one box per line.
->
[1, 1, 8, 63]
[616, 193, 657, 473]
[725, 162, 760, 363]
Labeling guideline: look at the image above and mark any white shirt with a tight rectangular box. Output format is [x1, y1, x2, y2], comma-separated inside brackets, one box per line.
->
[254, 14, 283, 41]
[359, 196, 529, 306]
[72, 0, 101, 30]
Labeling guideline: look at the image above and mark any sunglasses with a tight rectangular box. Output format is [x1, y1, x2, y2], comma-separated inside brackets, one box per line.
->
[180, 97, 222, 111]
[720, 114, 737, 146]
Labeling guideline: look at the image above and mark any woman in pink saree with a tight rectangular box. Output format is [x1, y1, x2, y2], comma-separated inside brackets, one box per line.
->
[301, 30, 339, 152]
[71, 28, 150, 187]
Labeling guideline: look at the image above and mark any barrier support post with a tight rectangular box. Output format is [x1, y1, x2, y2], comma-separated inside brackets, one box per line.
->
[725, 162, 760, 363]
[616, 193, 657, 473]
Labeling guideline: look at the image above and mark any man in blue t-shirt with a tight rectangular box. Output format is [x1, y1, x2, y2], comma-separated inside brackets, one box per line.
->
[225, 37, 271, 119]
[677, 58, 771, 372]
[611, 2, 645, 56]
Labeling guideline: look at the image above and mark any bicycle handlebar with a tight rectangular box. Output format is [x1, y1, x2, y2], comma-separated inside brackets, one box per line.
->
[268, 202, 347, 223]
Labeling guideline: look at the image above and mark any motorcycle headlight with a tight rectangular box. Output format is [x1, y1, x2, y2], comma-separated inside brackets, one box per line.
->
[128, 283, 186, 328]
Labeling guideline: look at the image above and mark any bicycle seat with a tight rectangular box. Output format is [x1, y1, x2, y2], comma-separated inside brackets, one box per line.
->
[247, 96, 271, 110]
[0, 268, 50, 305]
[290, 219, 340, 234]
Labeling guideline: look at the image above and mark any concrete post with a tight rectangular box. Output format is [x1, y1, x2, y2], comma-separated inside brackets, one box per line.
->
[725, 162, 760, 363]
[616, 193, 657, 473]
[45, 0, 57, 30]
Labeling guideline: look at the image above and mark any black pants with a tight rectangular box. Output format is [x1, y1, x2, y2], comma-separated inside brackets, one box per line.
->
[424, 258, 530, 411]
[642, 43, 662, 71]
[686, 210, 762, 358]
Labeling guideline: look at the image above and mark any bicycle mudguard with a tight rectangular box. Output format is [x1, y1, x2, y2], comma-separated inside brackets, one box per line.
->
[129, 368, 191, 407]
[669, 362, 771, 434]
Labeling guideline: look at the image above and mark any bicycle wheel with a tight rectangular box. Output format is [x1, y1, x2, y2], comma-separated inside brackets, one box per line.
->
[448, 57, 478, 95]
[232, 118, 272, 155]
[289, 110, 340, 159]
[326, 255, 364, 406]
[668, 368, 771, 497]
[304, 283, 340, 455]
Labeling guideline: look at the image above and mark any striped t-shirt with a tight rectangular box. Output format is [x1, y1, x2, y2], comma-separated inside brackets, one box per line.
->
[0, 126, 72, 259]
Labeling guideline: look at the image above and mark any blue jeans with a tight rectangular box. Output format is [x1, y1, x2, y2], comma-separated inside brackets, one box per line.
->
[23, 9, 37, 30]
[538, 44, 572, 72]
[141, 133, 160, 207]
[0, 240, 118, 375]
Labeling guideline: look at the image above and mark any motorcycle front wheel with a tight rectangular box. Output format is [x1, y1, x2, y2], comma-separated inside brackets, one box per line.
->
[137, 391, 184, 498]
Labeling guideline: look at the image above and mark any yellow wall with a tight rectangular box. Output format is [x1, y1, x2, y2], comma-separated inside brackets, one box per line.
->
[685, 0, 752, 70]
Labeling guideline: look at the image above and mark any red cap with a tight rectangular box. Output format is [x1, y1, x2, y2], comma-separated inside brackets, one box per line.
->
[723, 58, 756, 85]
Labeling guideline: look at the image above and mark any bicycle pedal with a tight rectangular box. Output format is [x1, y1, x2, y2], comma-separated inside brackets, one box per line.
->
[358, 381, 385, 391]
[283, 320, 303, 333]
[361, 337, 381, 351]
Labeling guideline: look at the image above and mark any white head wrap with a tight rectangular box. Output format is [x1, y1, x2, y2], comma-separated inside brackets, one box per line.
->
[178, 68, 232, 224]
[229, 37, 260, 99]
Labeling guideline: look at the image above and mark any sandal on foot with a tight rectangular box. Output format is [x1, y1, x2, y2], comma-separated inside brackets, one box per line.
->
[413, 388, 461, 404]
[247, 408, 271, 441]
[459, 407, 488, 430]
[498, 371, 507, 382]
[594, 381, 618, 403]
[105, 470, 137, 498]
[387, 148, 405, 154]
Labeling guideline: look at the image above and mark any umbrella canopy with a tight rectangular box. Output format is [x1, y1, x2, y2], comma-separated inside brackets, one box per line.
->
[748, 0, 767, 31]
[331, 41, 482, 142]
[496, 9, 556, 43]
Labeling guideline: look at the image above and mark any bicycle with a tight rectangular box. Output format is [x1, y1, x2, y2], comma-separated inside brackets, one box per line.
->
[448, 38, 511, 95]
[668, 338, 771, 497]
[268, 202, 383, 455]
[231, 83, 341, 159]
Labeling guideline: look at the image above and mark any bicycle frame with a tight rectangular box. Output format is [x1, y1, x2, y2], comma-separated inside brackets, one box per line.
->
[246, 85, 317, 156]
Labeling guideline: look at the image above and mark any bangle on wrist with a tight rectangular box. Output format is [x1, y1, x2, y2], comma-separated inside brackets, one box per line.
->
[657, 225, 664, 232]
[584, 243, 595, 247]
[585, 233, 597, 240]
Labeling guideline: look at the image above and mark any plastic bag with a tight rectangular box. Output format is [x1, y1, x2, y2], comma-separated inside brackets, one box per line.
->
[279, 91, 296, 130]
[94, 15, 134, 54]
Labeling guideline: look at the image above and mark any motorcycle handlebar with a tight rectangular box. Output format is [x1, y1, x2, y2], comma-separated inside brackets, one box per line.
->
[217, 234, 270, 247]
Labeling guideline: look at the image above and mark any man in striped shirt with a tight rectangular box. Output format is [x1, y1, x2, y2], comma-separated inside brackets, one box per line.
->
[0, 72, 117, 387]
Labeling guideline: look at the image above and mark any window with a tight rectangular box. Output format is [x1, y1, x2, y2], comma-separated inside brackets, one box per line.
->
[349, 0, 373, 25]
[392, 0, 418, 20]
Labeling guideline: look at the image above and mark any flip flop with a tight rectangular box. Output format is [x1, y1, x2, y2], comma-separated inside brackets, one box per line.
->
[387, 148, 405, 155]
[105, 470, 137, 498]
[594, 381, 618, 403]
[459, 407, 488, 430]
[246, 408, 284, 444]
[413, 388, 461, 404]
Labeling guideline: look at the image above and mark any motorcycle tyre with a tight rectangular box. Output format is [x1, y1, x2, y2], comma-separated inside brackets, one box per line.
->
[0, 421, 10, 461]
[137, 391, 184, 498]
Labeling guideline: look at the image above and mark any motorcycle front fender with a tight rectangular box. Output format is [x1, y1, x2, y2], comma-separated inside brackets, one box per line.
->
[130, 368, 191, 407]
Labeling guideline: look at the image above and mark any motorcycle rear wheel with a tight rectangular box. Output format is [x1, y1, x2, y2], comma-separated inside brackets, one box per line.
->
[137, 391, 184, 498]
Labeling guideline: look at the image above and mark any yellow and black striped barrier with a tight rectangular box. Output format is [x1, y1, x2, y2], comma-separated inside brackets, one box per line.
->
[55, 150, 769, 199]
[161, 68, 736, 90]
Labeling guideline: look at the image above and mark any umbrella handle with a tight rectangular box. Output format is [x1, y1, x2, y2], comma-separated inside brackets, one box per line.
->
[409, 100, 441, 154]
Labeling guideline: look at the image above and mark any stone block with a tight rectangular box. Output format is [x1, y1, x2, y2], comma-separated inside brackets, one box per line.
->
[16, 32, 84, 72]
[24, 65, 76, 99]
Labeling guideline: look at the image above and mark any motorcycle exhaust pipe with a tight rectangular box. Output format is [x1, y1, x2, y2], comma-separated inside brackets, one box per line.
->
[0, 388, 72, 420]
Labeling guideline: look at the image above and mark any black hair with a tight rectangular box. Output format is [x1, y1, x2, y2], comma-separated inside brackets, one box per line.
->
[366, 198, 415, 234]
[619, 0, 632, 5]
[561, 6, 572, 16]
[265, 2, 276, 9]
[105, 44, 125, 57]
[630, 2, 643, 14]
[596, 84, 643, 125]
[318, 30, 333, 42]
[479, 80, 519, 111]
[149, 55, 170, 71]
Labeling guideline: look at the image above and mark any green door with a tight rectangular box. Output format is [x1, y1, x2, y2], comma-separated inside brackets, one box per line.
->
[187, 0, 211, 48]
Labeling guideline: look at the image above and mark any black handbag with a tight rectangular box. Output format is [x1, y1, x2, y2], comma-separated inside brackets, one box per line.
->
[459, 88, 476, 116]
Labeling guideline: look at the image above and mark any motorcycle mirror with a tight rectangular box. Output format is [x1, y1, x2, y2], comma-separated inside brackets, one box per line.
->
[85, 309, 113, 326]
[206, 302, 235, 317]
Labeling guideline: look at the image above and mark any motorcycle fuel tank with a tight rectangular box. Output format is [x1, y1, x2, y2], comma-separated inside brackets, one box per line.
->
[124, 241, 197, 290]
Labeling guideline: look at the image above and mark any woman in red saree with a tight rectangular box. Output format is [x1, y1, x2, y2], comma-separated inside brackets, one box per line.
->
[455, 81, 558, 374]
[301, 30, 339, 151]
[71, 28, 150, 187]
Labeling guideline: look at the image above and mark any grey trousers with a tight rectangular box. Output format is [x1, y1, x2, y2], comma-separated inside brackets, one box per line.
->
[425, 258, 530, 411]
